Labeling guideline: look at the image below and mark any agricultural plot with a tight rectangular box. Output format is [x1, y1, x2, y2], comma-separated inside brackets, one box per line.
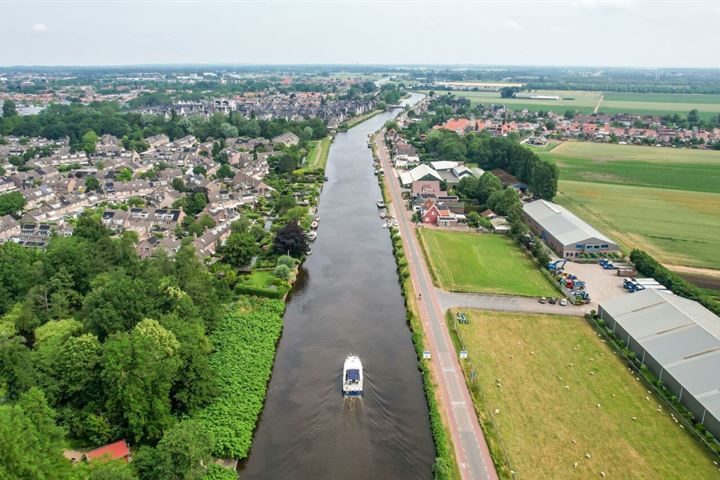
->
[418, 229, 556, 297]
[420, 89, 601, 114]
[539, 142, 720, 193]
[600, 92, 720, 119]
[451, 309, 719, 480]
[556, 180, 720, 270]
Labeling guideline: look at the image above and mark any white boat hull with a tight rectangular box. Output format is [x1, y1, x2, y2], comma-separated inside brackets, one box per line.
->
[343, 355, 363, 396]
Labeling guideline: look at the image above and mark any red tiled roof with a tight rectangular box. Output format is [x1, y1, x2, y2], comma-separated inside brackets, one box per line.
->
[85, 440, 130, 463]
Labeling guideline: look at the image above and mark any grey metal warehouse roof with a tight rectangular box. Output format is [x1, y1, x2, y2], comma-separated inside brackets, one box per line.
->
[522, 200, 616, 247]
[601, 289, 720, 418]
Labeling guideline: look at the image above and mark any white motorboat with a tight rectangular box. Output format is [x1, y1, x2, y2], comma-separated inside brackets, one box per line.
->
[311, 221, 319, 230]
[379, 212, 386, 219]
[376, 200, 385, 208]
[342, 355, 363, 397]
[307, 231, 317, 241]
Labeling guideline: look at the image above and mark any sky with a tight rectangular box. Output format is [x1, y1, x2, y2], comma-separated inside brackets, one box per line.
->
[1, 0, 720, 68]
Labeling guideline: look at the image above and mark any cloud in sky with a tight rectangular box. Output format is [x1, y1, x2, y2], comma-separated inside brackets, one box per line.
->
[505, 20, 521, 30]
[575, 0, 635, 11]
[31, 23, 48, 34]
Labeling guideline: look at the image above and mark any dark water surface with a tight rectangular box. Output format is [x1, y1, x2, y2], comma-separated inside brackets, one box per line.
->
[238, 94, 434, 480]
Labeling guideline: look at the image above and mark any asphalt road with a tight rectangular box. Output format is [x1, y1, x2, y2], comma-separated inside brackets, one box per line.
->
[435, 289, 587, 317]
[375, 131, 498, 480]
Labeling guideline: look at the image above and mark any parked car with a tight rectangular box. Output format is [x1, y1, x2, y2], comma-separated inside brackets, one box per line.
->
[548, 298, 557, 304]
[538, 297, 547, 304]
[559, 298, 568, 306]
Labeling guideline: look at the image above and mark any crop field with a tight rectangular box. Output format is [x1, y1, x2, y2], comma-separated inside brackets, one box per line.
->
[450, 309, 719, 480]
[419, 88, 720, 118]
[538, 142, 720, 193]
[421, 89, 601, 114]
[556, 181, 720, 269]
[418, 229, 556, 297]
[601, 92, 720, 119]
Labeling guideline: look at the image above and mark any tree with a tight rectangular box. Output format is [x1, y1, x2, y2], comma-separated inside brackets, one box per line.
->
[82, 130, 100, 154]
[102, 320, 181, 442]
[216, 163, 234, 179]
[688, 109, 701, 125]
[0, 191, 27, 216]
[272, 220, 308, 257]
[221, 232, 258, 268]
[500, 87, 519, 98]
[529, 160, 558, 200]
[133, 420, 214, 480]
[275, 194, 296, 214]
[172, 177, 186, 192]
[85, 176, 101, 192]
[116, 167, 133, 182]
[192, 165, 206, 176]
[0, 388, 75, 480]
[2, 100, 17, 118]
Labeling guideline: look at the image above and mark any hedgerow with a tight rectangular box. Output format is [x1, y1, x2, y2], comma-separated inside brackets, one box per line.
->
[193, 298, 285, 459]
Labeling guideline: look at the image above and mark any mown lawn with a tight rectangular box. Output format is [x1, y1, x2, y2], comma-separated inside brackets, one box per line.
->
[306, 136, 332, 170]
[418, 89, 600, 114]
[556, 180, 720, 270]
[451, 309, 720, 480]
[418, 229, 556, 297]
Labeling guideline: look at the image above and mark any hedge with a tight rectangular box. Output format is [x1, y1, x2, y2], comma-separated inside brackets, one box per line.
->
[630, 250, 720, 315]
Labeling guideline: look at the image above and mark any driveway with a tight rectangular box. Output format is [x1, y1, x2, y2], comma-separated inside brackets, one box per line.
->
[435, 289, 587, 317]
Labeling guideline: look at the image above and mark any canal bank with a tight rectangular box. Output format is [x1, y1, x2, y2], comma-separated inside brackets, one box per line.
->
[238, 94, 435, 479]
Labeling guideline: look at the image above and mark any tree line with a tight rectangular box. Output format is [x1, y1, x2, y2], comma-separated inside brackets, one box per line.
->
[0, 101, 328, 154]
[0, 211, 245, 479]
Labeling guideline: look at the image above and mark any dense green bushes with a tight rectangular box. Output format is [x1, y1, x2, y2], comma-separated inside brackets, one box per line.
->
[193, 298, 285, 459]
[630, 250, 720, 315]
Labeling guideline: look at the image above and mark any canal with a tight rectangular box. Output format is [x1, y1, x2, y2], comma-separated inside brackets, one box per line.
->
[238, 94, 434, 479]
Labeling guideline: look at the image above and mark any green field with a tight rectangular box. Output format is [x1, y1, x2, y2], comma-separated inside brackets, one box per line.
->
[556, 181, 720, 269]
[420, 89, 600, 114]
[539, 142, 720, 193]
[450, 309, 719, 479]
[306, 136, 332, 170]
[419, 89, 720, 118]
[538, 142, 720, 269]
[418, 229, 556, 296]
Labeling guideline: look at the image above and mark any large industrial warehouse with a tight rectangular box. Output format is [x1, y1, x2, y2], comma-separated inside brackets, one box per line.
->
[522, 199, 619, 258]
[598, 289, 720, 438]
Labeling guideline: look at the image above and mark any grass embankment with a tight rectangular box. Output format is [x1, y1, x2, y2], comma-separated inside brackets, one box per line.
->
[418, 229, 556, 297]
[374, 133, 461, 480]
[193, 298, 284, 460]
[306, 136, 332, 170]
[447, 309, 720, 480]
[342, 109, 383, 130]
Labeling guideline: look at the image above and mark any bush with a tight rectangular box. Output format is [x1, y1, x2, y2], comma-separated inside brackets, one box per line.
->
[273, 264, 292, 280]
[276, 255, 296, 268]
[192, 299, 284, 459]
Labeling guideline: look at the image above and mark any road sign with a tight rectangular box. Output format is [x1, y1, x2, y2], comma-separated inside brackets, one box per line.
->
[459, 351, 468, 359]
[423, 351, 431, 360]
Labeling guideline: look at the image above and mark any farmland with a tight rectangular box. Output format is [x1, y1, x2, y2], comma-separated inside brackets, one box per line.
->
[556, 180, 720, 270]
[420, 89, 600, 114]
[419, 88, 720, 118]
[538, 142, 720, 270]
[418, 229, 556, 297]
[449, 309, 719, 480]
[538, 142, 720, 193]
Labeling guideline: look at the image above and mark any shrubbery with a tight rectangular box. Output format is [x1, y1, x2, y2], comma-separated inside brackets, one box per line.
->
[630, 250, 720, 315]
[192, 298, 284, 459]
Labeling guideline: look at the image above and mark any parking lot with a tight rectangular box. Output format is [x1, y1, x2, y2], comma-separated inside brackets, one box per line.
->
[561, 260, 628, 309]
